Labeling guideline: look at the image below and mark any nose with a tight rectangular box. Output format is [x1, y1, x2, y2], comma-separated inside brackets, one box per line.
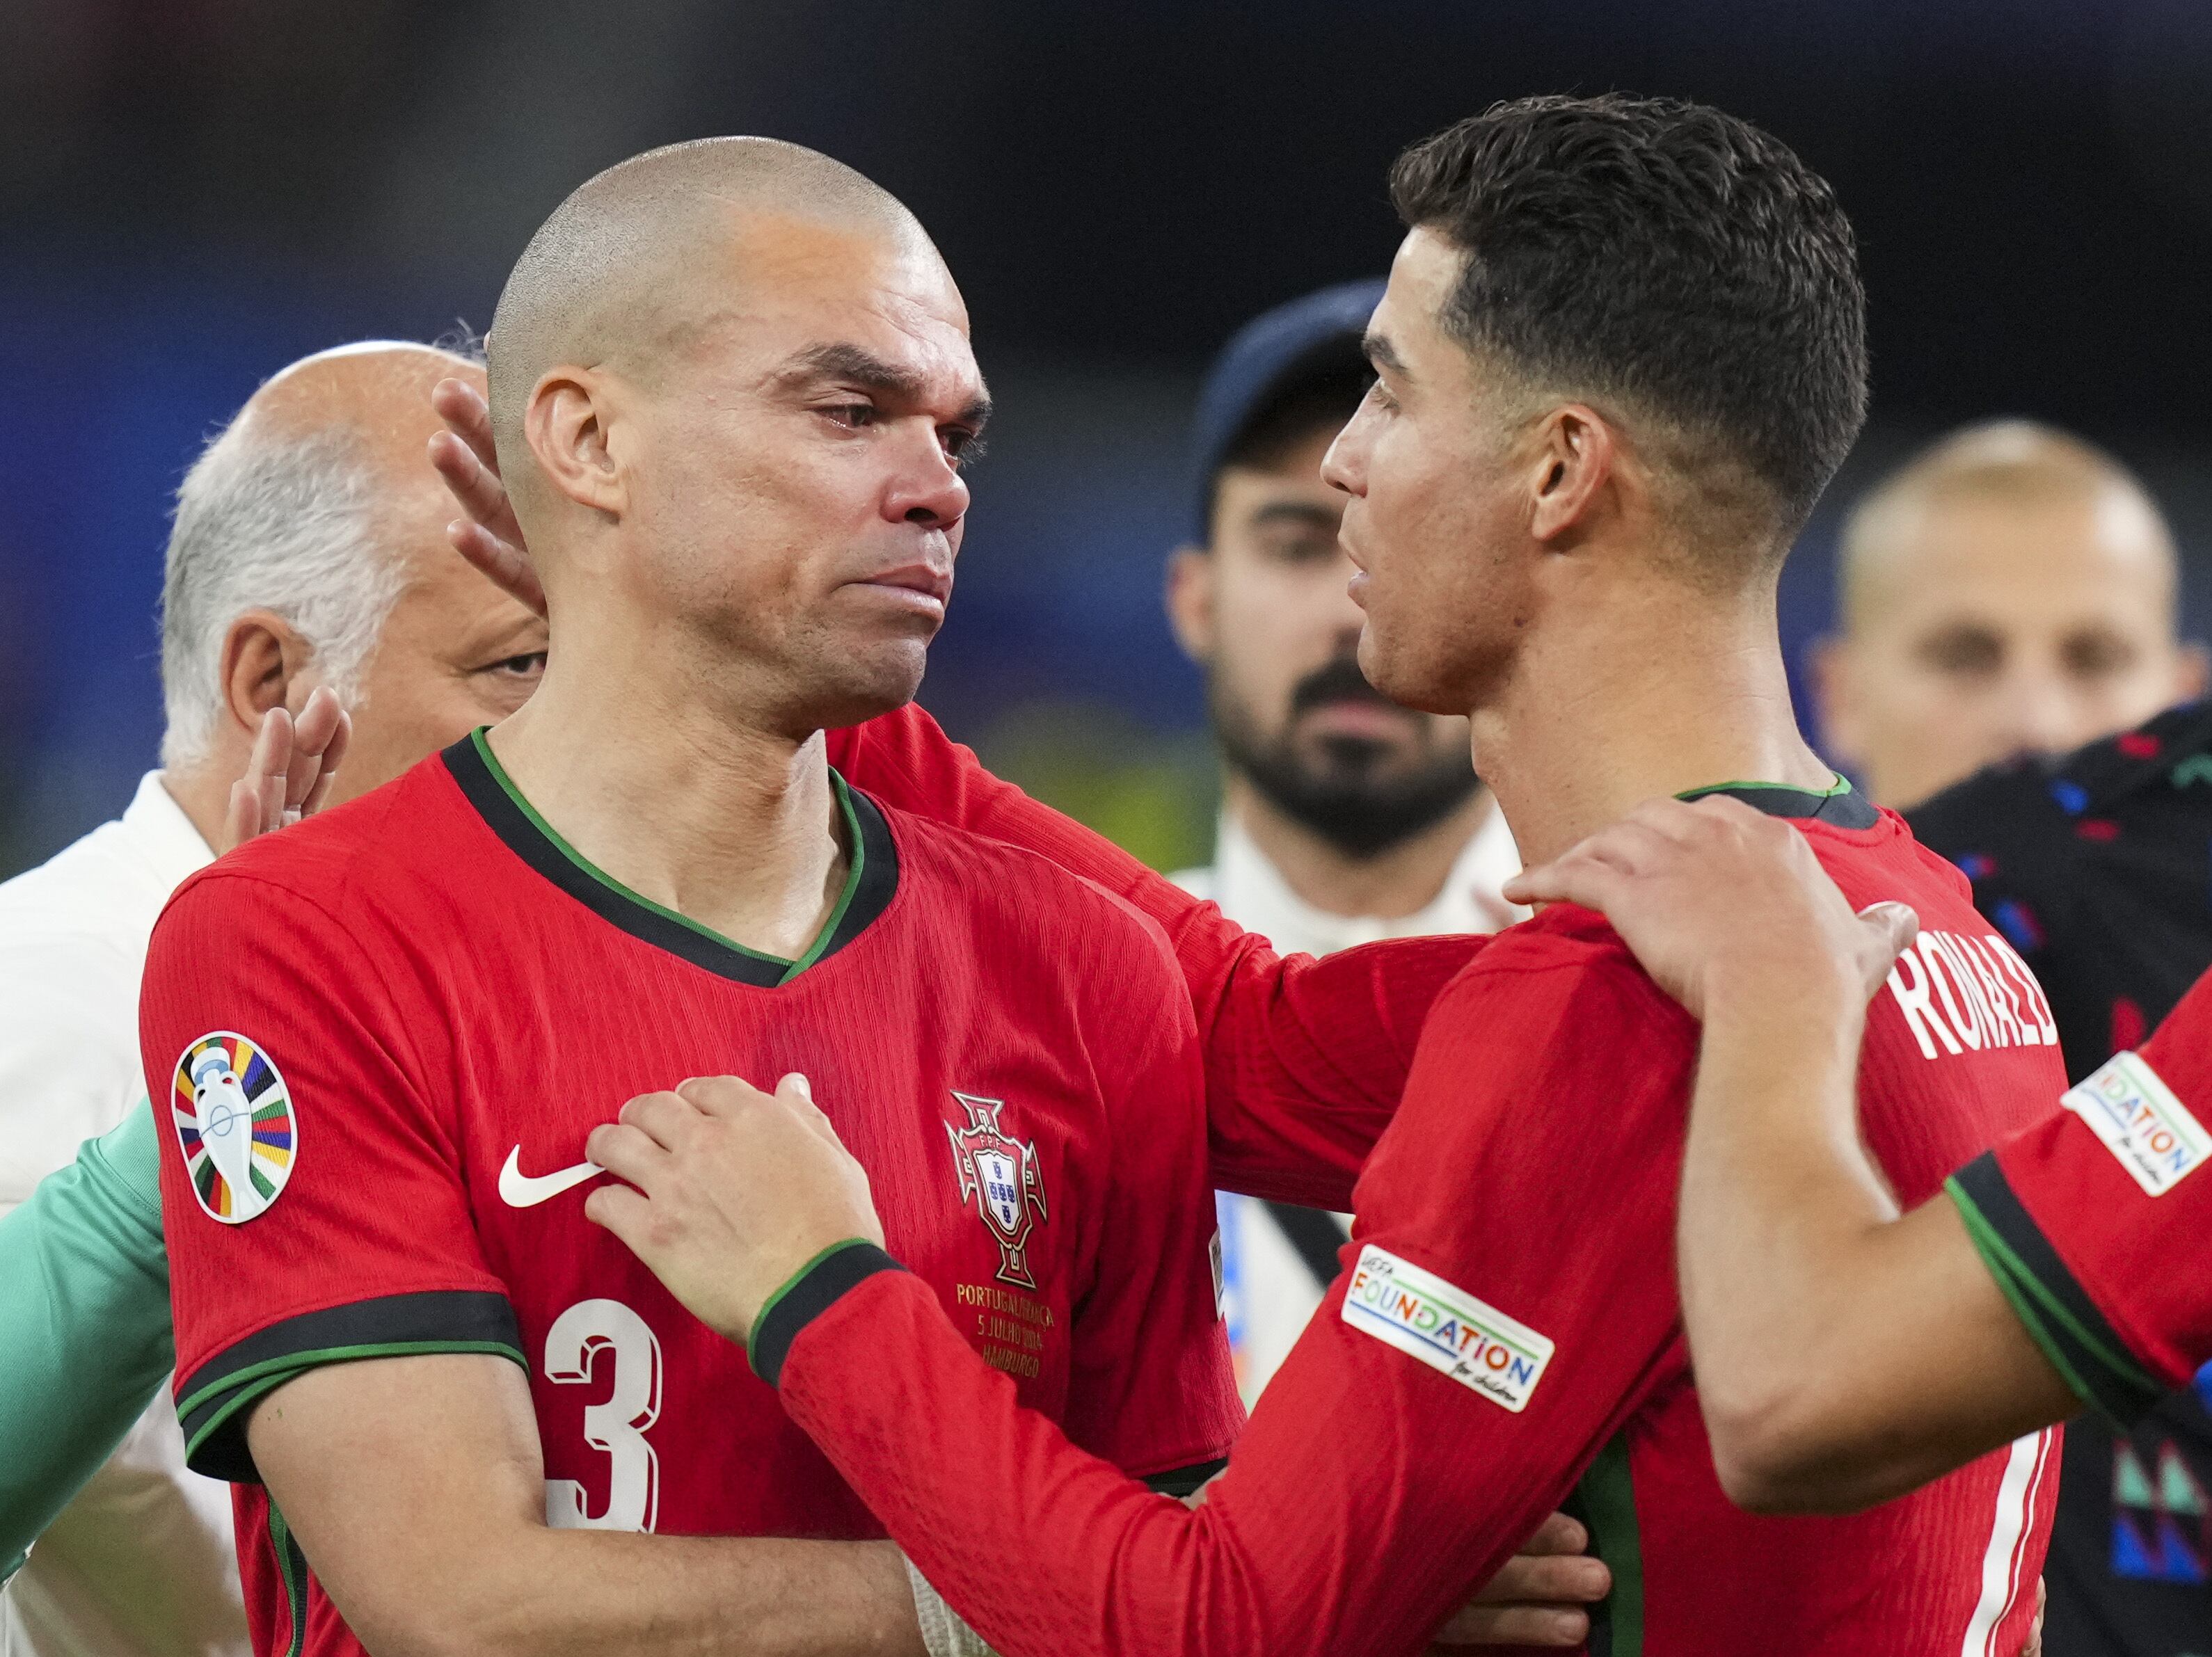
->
[1321, 403, 1372, 497]
[1993, 664, 2088, 757]
[884, 426, 971, 529]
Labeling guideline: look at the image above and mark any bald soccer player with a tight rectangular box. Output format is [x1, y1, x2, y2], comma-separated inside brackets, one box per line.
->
[142, 138, 1596, 1657]
[0, 342, 543, 1657]
[1815, 419, 2206, 812]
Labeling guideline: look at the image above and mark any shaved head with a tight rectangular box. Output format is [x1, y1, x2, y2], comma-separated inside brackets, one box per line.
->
[1816, 419, 2202, 808]
[1839, 420, 2177, 631]
[476, 136, 983, 734]
[486, 137, 932, 503]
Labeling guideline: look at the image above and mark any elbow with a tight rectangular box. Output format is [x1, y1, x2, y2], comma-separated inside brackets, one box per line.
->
[1699, 1380, 1895, 1516]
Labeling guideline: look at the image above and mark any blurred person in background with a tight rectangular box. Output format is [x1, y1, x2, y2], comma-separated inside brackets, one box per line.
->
[0, 340, 546, 1657]
[1817, 420, 2211, 1657]
[1814, 419, 2205, 812]
[1164, 281, 1522, 1402]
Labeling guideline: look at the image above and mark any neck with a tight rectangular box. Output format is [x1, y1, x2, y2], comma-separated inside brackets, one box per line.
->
[159, 757, 239, 855]
[488, 614, 846, 960]
[1223, 776, 1492, 921]
[1472, 568, 1832, 867]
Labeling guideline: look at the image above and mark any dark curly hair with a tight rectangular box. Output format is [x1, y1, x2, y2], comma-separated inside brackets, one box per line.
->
[1389, 94, 1868, 541]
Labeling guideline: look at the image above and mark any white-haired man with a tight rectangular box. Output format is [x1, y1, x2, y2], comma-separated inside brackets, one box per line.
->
[0, 340, 545, 1657]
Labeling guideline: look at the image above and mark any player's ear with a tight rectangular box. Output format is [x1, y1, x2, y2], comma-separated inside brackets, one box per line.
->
[525, 367, 628, 521]
[1527, 404, 1617, 545]
[216, 610, 313, 742]
[1164, 545, 1217, 663]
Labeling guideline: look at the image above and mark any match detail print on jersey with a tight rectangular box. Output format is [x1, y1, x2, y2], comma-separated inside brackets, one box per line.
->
[1339, 1244, 1555, 1411]
[171, 1031, 296, 1224]
[2060, 1050, 2209, 1197]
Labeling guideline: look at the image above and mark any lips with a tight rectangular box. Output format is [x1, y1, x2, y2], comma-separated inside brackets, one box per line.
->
[859, 564, 954, 605]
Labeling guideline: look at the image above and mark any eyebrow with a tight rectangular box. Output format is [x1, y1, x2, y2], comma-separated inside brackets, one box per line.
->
[779, 342, 992, 429]
[1362, 330, 1408, 381]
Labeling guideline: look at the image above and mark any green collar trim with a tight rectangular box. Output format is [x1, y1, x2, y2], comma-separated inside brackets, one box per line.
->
[449, 728, 896, 988]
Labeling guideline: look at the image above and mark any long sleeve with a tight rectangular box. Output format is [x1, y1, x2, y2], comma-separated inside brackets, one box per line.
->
[0, 1107, 175, 1579]
[765, 952, 1694, 1657]
[829, 705, 1481, 1208]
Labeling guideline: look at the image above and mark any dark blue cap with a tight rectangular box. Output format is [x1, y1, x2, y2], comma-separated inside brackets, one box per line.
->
[1187, 278, 1386, 541]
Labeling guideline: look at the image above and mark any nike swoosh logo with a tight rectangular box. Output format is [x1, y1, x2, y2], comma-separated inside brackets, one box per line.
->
[498, 1147, 605, 1208]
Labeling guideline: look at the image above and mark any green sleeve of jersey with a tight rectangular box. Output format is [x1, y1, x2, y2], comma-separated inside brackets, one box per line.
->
[0, 1103, 174, 1581]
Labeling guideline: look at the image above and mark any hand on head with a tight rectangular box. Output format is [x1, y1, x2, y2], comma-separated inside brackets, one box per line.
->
[429, 378, 545, 619]
[584, 1073, 884, 1346]
[218, 686, 352, 854]
[1502, 796, 1919, 1019]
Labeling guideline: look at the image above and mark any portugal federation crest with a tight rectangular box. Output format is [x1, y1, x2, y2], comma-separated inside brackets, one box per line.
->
[945, 1093, 1049, 1288]
[171, 1032, 296, 1224]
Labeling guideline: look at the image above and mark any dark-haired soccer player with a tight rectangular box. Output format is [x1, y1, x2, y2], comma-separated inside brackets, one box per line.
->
[1502, 788, 2212, 1510]
[580, 96, 2063, 1656]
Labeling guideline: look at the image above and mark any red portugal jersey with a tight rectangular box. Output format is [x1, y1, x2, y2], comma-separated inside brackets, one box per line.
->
[145, 732, 1242, 1657]
[762, 784, 2067, 1657]
[1949, 962, 2212, 1416]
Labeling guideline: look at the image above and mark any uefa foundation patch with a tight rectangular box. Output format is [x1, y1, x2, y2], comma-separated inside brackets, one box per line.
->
[2062, 1050, 2209, 1198]
[1341, 1244, 1554, 1411]
[172, 1032, 297, 1224]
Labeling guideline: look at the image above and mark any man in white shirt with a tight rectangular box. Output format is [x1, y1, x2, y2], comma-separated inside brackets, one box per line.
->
[1163, 284, 1523, 1401]
[0, 340, 547, 1657]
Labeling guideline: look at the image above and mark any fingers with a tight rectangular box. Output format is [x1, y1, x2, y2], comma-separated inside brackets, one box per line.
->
[582, 1180, 651, 1244]
[1503, 847, 1634, 911]
[300, 707, 352, 817]
[250, 707, 295, 833]
[285, 688, 344, 811]
[1852, 902, 1920, 1000]
[1465, 1549, 1609, 1604]
[585, 1121, 667, 1190]
[1429, 1604, 1590, 1647]
[445, 513, 549, 618]
[427, 427, 511, 524]
[221, 778, 260, 854]
[430, 377, 499, 468]
[621, 1088, 710, 1151]
[774, 1073, 846, 1151]
[1516, 1512, 1589, 1556]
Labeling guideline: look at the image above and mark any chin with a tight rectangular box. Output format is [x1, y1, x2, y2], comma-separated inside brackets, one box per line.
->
[1357, 632, 1463, 717]
[809, 644, 930, 732]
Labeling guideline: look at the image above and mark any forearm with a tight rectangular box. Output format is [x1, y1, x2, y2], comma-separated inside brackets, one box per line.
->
[253, 1356, 924, 1657]
[0, 1111, 175, 1569]
[425, 1528, 923, 1657]
[765, 1259, 1570, 1657]
[1679, 988, 2071, 1509]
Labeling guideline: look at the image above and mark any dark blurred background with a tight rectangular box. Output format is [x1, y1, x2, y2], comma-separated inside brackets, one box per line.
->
[6, 0, 2212, 876]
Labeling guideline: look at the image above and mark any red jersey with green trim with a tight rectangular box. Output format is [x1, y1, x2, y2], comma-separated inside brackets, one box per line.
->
[1951, 964, 2212, 1419]
[145, 731, 1243, 1657]
[766, 789, 2067, 1657]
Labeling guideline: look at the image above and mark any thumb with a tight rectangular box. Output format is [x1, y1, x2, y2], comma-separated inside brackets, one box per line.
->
[778, 1073, 842, 1150]
[1852, 902, 1919, 1001]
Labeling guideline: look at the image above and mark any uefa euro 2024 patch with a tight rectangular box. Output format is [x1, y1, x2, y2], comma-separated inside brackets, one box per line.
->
[171, 1032, 296, 1224]
[1340, 1244, 1554, 1411]
[2062, 1050, 2209, 1198]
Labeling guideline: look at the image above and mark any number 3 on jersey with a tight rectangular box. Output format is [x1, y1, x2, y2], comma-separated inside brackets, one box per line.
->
[543, 1299, 663, 1532]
